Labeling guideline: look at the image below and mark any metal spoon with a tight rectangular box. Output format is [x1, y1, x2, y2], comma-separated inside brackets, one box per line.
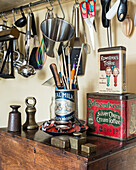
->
[81, 12, 91, 54]
[18, 13, 35, 78]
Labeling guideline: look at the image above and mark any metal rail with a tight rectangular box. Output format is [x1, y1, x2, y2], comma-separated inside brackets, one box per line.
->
[0, 0, 51, 16]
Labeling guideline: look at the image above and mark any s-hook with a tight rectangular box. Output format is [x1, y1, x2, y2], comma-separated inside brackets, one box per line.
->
[47, 0, 54, 12]
[28, 3, 33, 13]
[0, 13, 8, 24]
[56, 0, 65, 19]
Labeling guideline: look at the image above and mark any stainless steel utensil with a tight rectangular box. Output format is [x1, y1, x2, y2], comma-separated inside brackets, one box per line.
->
[41, 18, 74, 57]
[80, 8, 91, 54]
[18, 13, 35, 78]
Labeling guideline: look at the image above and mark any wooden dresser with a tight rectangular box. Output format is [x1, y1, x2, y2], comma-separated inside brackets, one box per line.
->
[0, 127, 136, 170]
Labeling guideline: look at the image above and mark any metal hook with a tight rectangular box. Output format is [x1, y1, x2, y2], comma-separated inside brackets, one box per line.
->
[29, 3, 33, 13]
[1, 13, 8, 23]
[74, 0, 79, 8]
[56, 0, 65, 19]
[75, 0, 79, 4]
[47, 0, 53, 12]
[12, 9, 16, 23]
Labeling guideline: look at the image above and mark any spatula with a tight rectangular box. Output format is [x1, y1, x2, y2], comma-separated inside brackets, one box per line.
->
[71, 5, 83, 76]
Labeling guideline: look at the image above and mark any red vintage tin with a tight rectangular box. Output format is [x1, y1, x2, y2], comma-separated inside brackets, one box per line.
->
[87, 93, 136, 140]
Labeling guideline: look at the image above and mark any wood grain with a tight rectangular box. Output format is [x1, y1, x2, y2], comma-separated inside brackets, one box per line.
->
[0, 130, 87, 170]
[1, 128, 136, 170]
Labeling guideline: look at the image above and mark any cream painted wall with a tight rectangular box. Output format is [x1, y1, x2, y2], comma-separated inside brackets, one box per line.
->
[0, 0, 136, 127]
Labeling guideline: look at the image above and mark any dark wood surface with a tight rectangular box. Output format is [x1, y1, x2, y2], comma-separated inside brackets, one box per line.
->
[0, 125, 136, 170]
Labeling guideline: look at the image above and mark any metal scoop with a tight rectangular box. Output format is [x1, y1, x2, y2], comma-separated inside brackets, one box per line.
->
[18, 13, 35, 78]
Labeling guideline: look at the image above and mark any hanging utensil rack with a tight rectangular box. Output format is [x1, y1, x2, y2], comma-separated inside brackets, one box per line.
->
[0, 0, 53, 16]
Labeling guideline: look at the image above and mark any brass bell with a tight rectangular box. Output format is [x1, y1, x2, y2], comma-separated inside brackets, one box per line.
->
[23, 97, 39, 130]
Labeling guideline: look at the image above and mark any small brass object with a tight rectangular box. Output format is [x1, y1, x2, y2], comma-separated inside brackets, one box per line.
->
[70, 132, 86, 150]
[81, 143, 97, 154]
[23, 97, 39, 130]
[51, 136, 70, 149]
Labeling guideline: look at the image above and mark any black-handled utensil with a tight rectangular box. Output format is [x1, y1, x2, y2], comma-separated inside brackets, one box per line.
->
[101, 0, 111, 28]
[31, 13, 37, 36]
[101, 0, 112, 47]
[117, 0, 127, 22]
[15, 7, 27, 28]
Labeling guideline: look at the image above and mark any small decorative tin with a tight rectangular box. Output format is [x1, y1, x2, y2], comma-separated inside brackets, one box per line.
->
[98, 46, 126, 93]
[55, 90, 77, 122]
[87, 93, 136, 141]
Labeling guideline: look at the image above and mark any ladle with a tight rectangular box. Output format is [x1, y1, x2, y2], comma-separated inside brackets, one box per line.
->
[18, 13, 35, 78]
[15, 7, 27, 27]
[12, 9, 25, 68]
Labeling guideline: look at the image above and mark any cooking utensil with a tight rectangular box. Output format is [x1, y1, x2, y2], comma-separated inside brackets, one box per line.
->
[117, 0, 127, 22]
[101, 0, 112, 47]
[80, 6, 91, 54]
[18, 13, 36, 78]
[12, 10, 25, 67]
[0, 40, 15, 78]
[29, 5, 39, 69]
[80, 0, 95, 50]
[41, 18, 74, 57]
[71, 3, 83, 77]
[106, 0, 120, 20]
[121, 15, 132, 37]
[15, 7, 27, 27]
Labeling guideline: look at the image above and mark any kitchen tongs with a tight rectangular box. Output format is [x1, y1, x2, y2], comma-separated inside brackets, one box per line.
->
[0, 25, 20, 42]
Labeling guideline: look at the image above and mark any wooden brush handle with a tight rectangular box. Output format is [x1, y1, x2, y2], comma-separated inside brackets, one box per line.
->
[50, 63, 62, 88]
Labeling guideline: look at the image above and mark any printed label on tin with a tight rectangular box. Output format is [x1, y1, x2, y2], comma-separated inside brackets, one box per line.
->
[127, 100, 136, 137]
[99, 51, 126, 93]
[95, 110, 123, 127]
[55, 91, 76, 121]
[87, 98, 127, 140]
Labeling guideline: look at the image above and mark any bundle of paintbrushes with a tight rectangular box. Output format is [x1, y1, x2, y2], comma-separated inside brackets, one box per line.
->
[50, 43, 84, 90]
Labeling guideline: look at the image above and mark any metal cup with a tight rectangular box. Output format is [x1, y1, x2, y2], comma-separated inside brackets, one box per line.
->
[41, 18, 74, 57]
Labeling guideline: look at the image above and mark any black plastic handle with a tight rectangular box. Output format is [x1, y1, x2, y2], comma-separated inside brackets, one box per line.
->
[101, 0, 111, 28]
[20, 7, 25, 18]
[31, 13, 37, 36]
[117, 0, 127, 22]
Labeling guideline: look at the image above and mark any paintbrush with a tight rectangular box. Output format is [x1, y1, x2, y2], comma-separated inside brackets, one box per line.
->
[62, 46, 69, 89]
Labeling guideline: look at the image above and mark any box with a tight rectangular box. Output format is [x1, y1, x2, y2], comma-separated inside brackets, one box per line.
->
[87, 93, 136, 140]
[98, 46, 126, 93]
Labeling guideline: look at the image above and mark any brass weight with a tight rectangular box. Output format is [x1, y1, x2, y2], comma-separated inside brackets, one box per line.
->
[23, 97, 39, 130]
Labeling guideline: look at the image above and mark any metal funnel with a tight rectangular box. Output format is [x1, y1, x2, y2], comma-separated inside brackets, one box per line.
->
[41, 18, 74, 57]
